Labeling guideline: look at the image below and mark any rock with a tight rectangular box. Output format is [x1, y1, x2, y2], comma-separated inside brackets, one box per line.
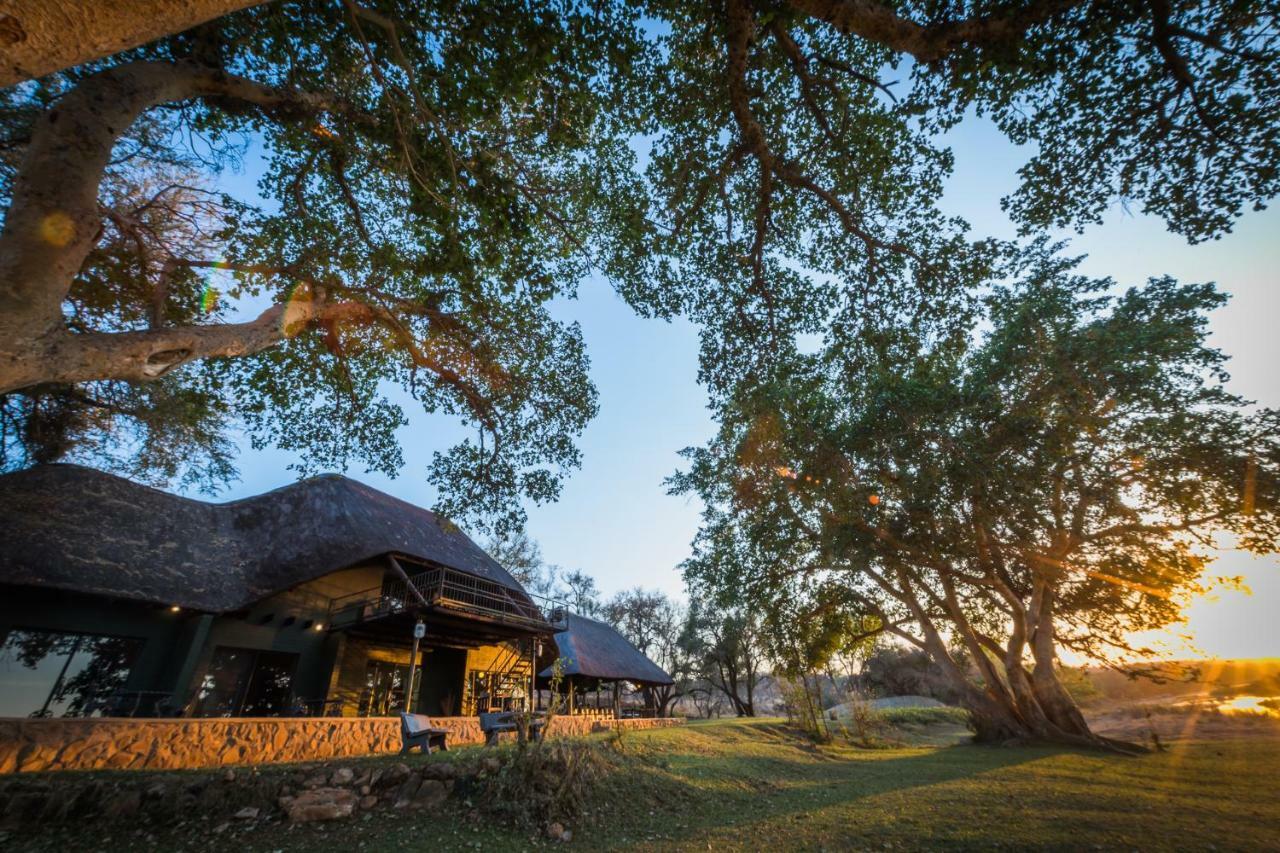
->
[223, 769, 236, 783]
[103, 791, 142, 819]
[330, 767, 355, 786]
[391, 777, 421, 809]
[546, 822, 565, 841]
[279, 787, 358, 823]
[368, 768, 385, 788]
[4, 793, 47, 822]
[422, 762, 456, 781]
[303, 772, 328, 789]
[359, 795, 378, 810]
[413, 779, 448, 810]
[213, 822, 230, 835]
[562, 829, 573, 843]
[234, 807, 260, 820]
[378, 763, 411, 788]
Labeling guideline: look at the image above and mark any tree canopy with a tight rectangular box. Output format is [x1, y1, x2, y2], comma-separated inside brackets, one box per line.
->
[675, 244, 1279, 745]
[1, 0, 1277, 536]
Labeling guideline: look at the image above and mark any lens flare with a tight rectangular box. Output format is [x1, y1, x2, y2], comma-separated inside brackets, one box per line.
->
[39, 211, 75, 247]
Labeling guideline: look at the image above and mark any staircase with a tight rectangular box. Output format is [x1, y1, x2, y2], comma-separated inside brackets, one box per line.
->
[463, 638, 536, 715]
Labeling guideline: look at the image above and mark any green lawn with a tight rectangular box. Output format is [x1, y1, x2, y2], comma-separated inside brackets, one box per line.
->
[12, 718, 1280, 852]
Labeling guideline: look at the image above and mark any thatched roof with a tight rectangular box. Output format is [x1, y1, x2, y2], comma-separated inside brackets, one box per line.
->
[540, 613, 674, 686]
[0, 464, 523, 612]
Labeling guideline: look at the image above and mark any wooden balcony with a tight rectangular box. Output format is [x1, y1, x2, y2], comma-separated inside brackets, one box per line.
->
[326, 560, 567, 645]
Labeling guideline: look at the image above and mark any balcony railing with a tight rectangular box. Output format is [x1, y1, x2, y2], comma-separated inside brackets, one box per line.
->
[327, 563, 569, 634]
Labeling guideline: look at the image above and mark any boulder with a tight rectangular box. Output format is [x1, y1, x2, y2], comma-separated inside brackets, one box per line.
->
[330, 767, 355, 786]
[412, 779, 448, 810]
[422, 762, 456, 781]
[279, 787, 358, 823]
[391, 777, 421, 809]
[102, 790, 141, 819]
[378, 763, 412, 788]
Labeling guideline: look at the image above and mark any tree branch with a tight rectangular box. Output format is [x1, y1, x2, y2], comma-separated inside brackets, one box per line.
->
[0, 60, 356, 393]
[786, 0, 1085, 63]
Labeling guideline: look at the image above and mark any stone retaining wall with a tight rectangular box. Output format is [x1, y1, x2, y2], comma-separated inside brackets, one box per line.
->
[0, 715, 684, 774]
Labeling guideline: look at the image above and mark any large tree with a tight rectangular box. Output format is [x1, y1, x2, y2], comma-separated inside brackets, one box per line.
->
[0, 1, 649, 525]
[0, 1, 265, 87]
[683, 597, 767, 717]
[675, 247, 1280, 748]
[2, 0, 1276, 528]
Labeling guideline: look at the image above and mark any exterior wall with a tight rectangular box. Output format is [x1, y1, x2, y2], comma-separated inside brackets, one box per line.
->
[0, 715, 685, 774]
[1, 568, 534, 722]
[327, 634, 414, 715]
[193, 561, 390, 711]
[0, 589, 202, 715]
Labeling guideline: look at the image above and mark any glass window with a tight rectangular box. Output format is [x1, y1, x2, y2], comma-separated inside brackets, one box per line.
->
[193, 647, 299, 717]
[359, 659, 414, 716]
[0, 629, 143, 718]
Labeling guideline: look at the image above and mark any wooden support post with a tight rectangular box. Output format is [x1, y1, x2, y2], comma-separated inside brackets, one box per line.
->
[528, 638, 536, 713]
[388, 555, 431, 608]
[406, 619, 425, 714]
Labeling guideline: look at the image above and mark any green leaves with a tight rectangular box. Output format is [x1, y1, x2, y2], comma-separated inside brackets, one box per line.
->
[678, 241, 1279, 668]
[4, 0, 1279, 537]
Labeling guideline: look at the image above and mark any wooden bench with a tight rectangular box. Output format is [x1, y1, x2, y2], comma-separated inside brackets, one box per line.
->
[478, 711, 545, 746]
[399, 713, 450, 755]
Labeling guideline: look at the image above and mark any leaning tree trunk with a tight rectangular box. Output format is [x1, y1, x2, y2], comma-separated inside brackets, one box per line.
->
[897, 568, 1142, 752]
[1028, 584, 1094, 737]
[0, 0, 267, 87]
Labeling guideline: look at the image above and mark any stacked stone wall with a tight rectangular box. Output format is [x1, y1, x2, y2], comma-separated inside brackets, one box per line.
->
[0, 715, 684, 774]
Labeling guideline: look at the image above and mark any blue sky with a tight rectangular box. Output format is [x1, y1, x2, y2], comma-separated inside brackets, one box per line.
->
[197, 112, 1278, 660]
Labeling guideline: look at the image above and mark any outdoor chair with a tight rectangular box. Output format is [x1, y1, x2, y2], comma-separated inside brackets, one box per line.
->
[478, 711, 545, 746]
[399, 712, 449, 755]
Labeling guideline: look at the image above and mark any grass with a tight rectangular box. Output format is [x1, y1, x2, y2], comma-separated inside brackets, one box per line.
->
[872, 706, 973, 728]
[10, 717, 1280, 852]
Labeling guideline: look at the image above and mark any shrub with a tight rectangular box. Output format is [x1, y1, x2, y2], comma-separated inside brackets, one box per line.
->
[466, 738, 618, 828]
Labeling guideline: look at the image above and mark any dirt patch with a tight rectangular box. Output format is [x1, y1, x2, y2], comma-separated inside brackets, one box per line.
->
[1088, 701, 1280, 744]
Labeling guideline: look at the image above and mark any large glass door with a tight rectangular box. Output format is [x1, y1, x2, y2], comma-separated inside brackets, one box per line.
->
[0, 628, 142, 717]
[358, 659, 416, 716]
[193, 647, 299, 716]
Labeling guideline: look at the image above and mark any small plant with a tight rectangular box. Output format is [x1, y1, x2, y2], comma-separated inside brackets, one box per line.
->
[776, 673, 831, 742]
[841, 689, 887, 747]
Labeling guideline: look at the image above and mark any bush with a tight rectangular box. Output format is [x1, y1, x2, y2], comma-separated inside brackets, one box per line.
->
[859, 646, 968, 705]
[464, 738, 618, 829]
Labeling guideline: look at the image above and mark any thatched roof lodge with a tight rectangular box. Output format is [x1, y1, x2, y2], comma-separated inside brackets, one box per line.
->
[0, 464, 670, 724]
[540, 613, 674, 686]
[0, 463, 525, 613]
